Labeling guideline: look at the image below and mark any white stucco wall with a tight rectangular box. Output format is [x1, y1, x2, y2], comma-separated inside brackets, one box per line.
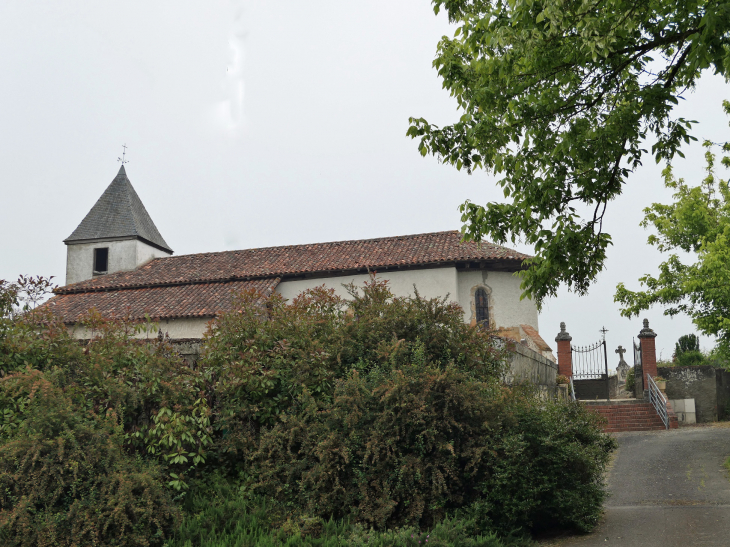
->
[456, 270, 538, 331]
[277, 268, 538, 333]
[276, 267, 459, 304]
[70, 317, 211, 340]
[65, 238, 171, 285]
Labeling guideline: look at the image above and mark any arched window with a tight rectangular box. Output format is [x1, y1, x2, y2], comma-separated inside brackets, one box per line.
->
[475, 288, 489, 326]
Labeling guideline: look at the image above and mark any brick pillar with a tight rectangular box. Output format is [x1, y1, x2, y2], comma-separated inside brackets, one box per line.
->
[638, 318, 657, 385]
[555, 322, 573, 377]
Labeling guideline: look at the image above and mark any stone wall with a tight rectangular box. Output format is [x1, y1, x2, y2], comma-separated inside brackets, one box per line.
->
[170, 339, 202, 367]
[715, 368, 730, 420]
[657, 366, 719, 423]
[503, 341, 558, 398]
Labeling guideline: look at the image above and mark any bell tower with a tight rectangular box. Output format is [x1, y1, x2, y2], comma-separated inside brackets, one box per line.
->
[63, 165, 173, 286]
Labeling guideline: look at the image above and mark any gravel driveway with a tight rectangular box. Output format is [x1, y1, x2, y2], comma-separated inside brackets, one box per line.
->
[541, 424, 730, 547]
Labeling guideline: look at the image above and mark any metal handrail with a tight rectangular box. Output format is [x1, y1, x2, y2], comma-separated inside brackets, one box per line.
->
[569, 375, 576, 402]
[646, 374, 669, 429]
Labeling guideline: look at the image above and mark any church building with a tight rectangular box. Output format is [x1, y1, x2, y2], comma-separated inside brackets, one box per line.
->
[46, 166, 552, 357]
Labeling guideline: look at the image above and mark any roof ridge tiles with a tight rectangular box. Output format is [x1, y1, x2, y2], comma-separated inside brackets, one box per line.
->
[164, 230, 471, 259]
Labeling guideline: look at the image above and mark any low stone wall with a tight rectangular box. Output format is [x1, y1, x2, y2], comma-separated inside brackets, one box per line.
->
[503, 341, 558, 398]
[657, 365, 720, 423]
[170, 339, 202, 367]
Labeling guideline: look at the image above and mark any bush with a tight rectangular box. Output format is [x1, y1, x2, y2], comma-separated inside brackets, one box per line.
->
[625, 368, 635, 392]
[202, 280, 507, 471]
[673, 334, 706, 366]
[472, 395, 615, 533]
[0, 372, 180, 546]
[249, 368, 614, 533]
[0, 277, 615, 544]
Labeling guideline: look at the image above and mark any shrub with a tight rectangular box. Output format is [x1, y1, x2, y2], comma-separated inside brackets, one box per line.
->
[673, 334, 705, 366]
[625, 367, 635, 391]
[202, 279, 507, 471]
[249, 364, 502, 528]
[471, 395, 616, 533]
[1, 283, 213, 494]
[0, 277, 615, 543]
[249, 367, 614, 534]
[0, 373, 180, 546]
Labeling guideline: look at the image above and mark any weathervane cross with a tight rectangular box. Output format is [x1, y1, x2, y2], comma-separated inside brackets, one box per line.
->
[600, 326, 609, 341]
[117, 144, 129, 165]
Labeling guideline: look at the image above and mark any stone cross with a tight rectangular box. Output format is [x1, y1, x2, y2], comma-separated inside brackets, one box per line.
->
[615, 345, 630, 384]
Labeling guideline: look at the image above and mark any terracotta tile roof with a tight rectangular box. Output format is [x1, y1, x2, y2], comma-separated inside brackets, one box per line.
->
[520, 324, 552, 352]
[45, 278, 280, 322]
[56, 231, 529, 295]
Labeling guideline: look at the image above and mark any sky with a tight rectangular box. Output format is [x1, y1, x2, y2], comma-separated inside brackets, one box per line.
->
[1, 1, 728, 362]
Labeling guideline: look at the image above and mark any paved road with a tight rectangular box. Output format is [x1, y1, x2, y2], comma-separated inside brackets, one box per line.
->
[543, 425, 730, 547]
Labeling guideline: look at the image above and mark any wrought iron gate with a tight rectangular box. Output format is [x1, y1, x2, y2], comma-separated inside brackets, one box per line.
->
[572, 339, 610, 400]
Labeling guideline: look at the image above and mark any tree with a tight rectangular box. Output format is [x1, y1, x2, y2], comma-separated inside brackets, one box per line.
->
[673, 333, 705, 366]
[407, 0, 730, 304]
[615, 106, 730, 347]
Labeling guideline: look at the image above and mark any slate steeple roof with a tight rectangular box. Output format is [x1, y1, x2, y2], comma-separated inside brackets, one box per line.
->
[64, 165, 173, 253]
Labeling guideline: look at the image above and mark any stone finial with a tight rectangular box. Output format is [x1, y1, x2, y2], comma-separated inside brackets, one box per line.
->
[638, 318, 657, 339]
[555, 321, 572, 342]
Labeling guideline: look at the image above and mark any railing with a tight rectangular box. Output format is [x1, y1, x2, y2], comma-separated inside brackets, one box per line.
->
[569, 375, 576, 402]
[646, 374, 669, 429]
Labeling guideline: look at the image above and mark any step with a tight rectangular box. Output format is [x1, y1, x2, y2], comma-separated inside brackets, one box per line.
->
[584, 400, 679, 433]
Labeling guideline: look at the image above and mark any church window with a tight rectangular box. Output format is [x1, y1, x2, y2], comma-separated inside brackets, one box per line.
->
[475, 288, 489, 326]
[94, 248, 109, 274]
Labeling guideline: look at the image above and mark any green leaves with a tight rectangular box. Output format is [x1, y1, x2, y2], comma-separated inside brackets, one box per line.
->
[412, 0, 730, 304]
[144, 399, 213, 491]
[615, 108, 730, 343]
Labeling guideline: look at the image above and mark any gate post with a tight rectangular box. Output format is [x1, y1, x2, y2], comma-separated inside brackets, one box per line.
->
[555, 322, 573, 377]
[638, 319, 657, 386]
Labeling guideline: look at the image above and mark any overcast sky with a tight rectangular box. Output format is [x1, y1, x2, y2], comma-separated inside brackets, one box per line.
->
[1, 1, 728, 362]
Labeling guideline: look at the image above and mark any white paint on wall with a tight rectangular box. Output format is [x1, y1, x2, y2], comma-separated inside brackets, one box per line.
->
[456, 270, 538, 331]
[276, 267, 459, 304]
[70, 316, 211, 340]
[158, 317, 212, 339]
[65, 238, 171, 285]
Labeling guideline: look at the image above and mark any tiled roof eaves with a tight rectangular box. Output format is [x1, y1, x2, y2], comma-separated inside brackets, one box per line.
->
[46, 277, 282, 323]
[54, 275, 278, 295]
[63, 234, 174, 254]
[53, 257, 524, 296]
